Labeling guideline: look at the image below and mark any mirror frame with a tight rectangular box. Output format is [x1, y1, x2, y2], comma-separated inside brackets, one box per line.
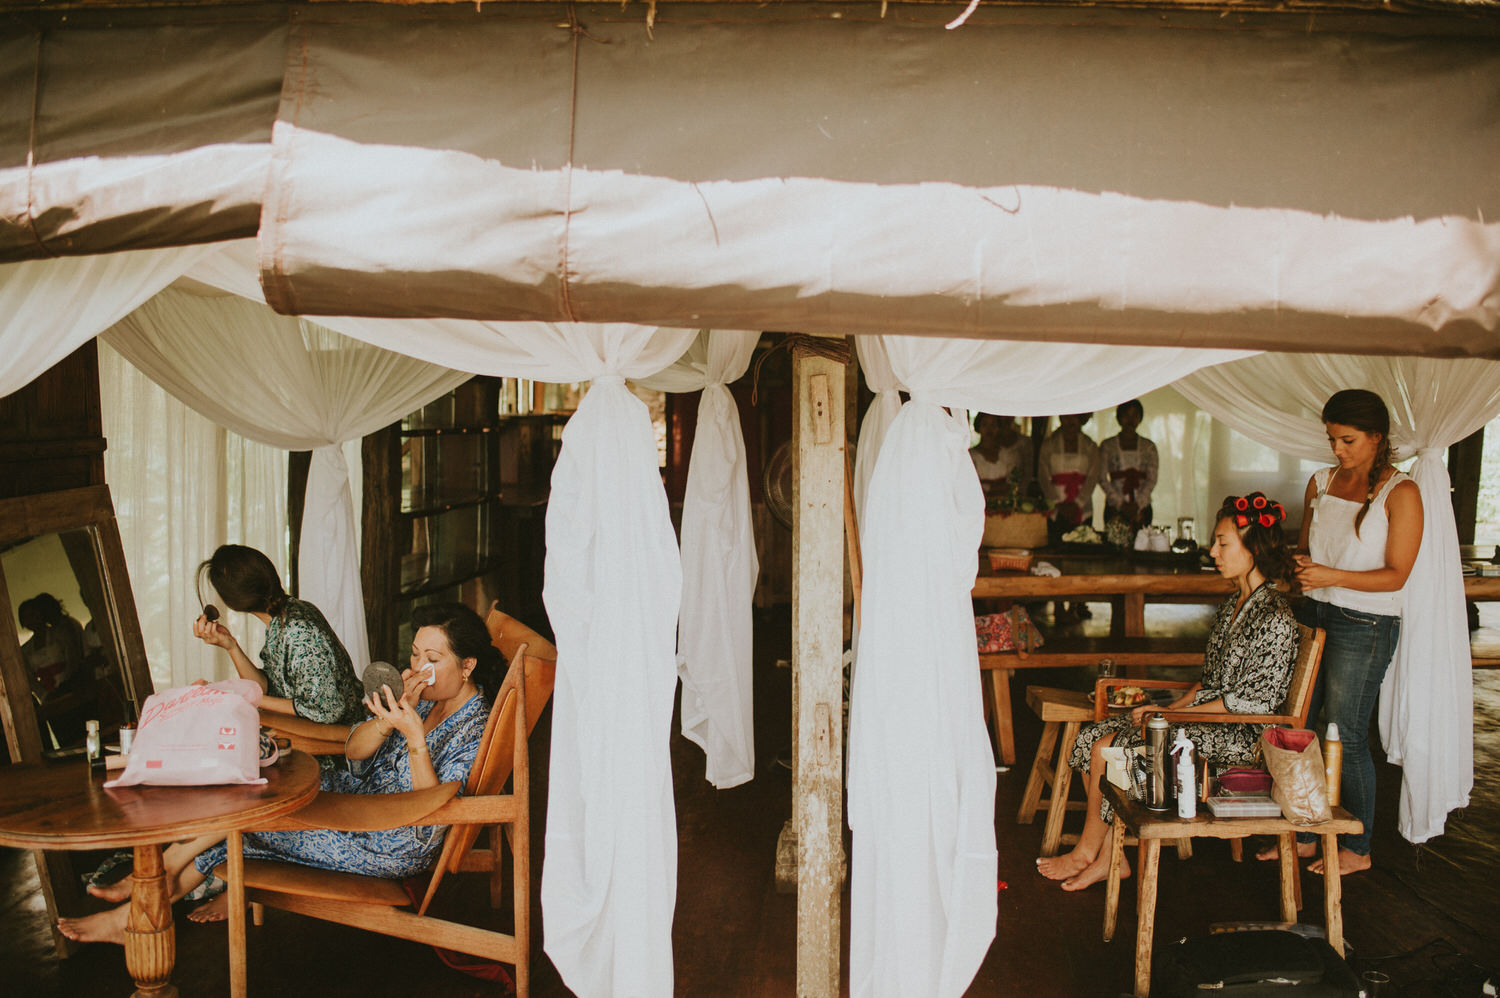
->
[0, 485, 153, 764]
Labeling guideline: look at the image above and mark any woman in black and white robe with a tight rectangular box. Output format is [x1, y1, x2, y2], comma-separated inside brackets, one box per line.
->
[1037, 492, 1299, 891]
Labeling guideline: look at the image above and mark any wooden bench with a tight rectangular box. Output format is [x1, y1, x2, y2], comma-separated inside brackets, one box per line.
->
[980, 637, 1204, 766]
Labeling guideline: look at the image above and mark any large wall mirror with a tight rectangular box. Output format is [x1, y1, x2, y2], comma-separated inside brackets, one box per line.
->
[0, 486, 153, 763]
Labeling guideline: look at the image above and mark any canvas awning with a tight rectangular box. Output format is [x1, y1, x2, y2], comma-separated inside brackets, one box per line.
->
[3, 3, 1499, 355]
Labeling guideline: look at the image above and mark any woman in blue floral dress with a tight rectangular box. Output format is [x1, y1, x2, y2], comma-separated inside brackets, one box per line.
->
[59, 602, 501, 943]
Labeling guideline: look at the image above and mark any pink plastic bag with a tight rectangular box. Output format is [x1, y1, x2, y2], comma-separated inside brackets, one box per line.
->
[105, 678, 267, 787]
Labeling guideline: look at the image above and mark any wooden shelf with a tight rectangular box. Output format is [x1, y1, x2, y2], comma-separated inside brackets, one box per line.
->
[399, 426, 495, 437]
[399, 492, 503, 517]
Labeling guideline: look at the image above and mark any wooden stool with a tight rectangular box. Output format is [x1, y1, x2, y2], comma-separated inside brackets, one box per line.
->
[1016, 686, 1093, 856]
[1100, 782, 1362, 998]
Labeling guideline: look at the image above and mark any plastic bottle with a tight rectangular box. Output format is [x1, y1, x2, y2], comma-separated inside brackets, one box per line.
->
[1323, 722, 1343, 808]
[1173, 730, 1197, 819]
[85, 719, 104, 776]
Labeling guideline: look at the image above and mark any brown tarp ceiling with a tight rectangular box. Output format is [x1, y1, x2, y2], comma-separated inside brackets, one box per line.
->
[3, 3, 1499, 355]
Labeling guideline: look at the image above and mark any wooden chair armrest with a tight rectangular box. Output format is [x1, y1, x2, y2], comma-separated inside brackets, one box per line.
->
[1151, 711, 1298, 727]
[244, 782, 461, 833]
[259, 709, 358, 757]
[425, 794, 521, 825]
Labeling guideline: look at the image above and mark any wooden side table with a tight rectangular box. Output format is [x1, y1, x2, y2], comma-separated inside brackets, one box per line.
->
[1101, 782, 1361, 998]
[1016, 686, 1093, 856]
[0, 753, 320, 998]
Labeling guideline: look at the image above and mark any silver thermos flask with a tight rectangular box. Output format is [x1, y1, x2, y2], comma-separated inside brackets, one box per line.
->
[1145, 714, 1171, 811]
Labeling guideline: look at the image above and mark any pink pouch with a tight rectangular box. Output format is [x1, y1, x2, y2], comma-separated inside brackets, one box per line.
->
[105, 678, 267, 787]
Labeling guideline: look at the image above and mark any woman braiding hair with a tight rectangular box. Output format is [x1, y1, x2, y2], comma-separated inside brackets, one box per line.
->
[1265, 388, 1423, 876]
[1323, 390, 1395, 536]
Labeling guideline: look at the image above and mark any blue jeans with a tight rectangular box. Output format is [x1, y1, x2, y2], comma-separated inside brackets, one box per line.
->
[1297, 598, 1401, 857]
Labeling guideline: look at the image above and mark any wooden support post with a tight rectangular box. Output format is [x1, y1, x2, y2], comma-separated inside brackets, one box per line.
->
[792, 342, 846, 998]
[1449, 426, 1484, 545]
[360, 424, 402, 659]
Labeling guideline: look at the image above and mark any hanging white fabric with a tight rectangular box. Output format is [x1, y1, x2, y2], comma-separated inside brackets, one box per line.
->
[638, 329, 762, 789]
[97, 341, 287, 689]
[0, 246, 210, 397]
[848, 334, 1246, 997]
[1175, 354, 1500, 843]
[848, 395, 996, 998]
[212, 302, 700, 992]
[522, 324, 695, 998]
[101, 283, 469, 673]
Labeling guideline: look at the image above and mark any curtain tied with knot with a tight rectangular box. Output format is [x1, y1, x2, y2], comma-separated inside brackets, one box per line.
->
[849, 389, 995, 998]
[849, 334, 1246, 997]
[521, 324, 696, 998]
[1175, 354, 1500, 843]
[637, 329, 761, 790]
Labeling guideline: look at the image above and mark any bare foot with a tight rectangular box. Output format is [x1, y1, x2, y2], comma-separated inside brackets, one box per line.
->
[1036, 848, 1094, 881]
[1309, 849, 1371, 876]
[1255, 840, 1316, 862]
[187, 894, 229, 924]
[86, 878, 134, 904]
[1062, 849, 1131, 892]
[57, 906, 130, 945]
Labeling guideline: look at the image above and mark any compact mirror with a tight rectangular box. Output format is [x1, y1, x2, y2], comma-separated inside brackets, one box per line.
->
[362, 660, 405, 705]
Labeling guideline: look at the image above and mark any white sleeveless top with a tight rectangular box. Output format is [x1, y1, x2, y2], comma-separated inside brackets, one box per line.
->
[1305, 466, 1410, 616]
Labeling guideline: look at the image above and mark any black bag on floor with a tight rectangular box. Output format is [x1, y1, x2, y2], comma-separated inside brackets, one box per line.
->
[1154, 929, 1361, 997]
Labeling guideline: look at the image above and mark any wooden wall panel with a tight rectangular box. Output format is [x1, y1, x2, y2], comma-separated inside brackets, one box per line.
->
[0, 342, 105, 499]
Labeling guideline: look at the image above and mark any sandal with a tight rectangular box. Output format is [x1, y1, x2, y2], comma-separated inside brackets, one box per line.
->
[181, 872, 227, 905]
[82, 849, 133, 889]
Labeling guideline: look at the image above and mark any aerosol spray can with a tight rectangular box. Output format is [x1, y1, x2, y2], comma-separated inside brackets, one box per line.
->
[1323, 722, 1343, 808]
[1146, 714, 1171, 811]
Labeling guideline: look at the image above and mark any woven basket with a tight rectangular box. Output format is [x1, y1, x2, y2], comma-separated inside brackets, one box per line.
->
[987, 548, 1035, 573]
[982, 512, 1048, 549]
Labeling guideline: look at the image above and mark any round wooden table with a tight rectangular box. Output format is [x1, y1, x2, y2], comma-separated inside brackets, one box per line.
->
[0, 751, 320, 997]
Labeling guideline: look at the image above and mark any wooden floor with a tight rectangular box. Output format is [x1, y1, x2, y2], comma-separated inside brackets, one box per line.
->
[5, 602, 1499, 996]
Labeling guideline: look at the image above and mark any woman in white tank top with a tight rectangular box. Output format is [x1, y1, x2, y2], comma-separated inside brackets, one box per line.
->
[1271, 390, 1423, 876]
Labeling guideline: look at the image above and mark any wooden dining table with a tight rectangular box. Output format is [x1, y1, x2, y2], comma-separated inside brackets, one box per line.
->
[0, 751, 320, 998]
[972, 549, 1233, 638]
[970, 549, 1500, 765]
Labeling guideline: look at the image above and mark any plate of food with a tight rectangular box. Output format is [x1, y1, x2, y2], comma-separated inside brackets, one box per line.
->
[1088, 686, 1169, 710]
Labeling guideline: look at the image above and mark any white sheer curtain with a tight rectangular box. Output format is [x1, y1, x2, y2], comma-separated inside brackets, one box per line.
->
[102, 285, 470, 673]
[98, 341, 286, 690]
[1175, 354, 1500, 843]
[638, 329, 762, 789]
[849, 336, 1248, 998]
[0, 246, 209, 397]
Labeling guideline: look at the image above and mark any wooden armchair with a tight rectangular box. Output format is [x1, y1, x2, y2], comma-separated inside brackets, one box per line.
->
[1094, 623, 1326, 863]
[1092, 624, 1325, 734]
[259, 606, 559, 759]
[220, 607, 557, 998]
